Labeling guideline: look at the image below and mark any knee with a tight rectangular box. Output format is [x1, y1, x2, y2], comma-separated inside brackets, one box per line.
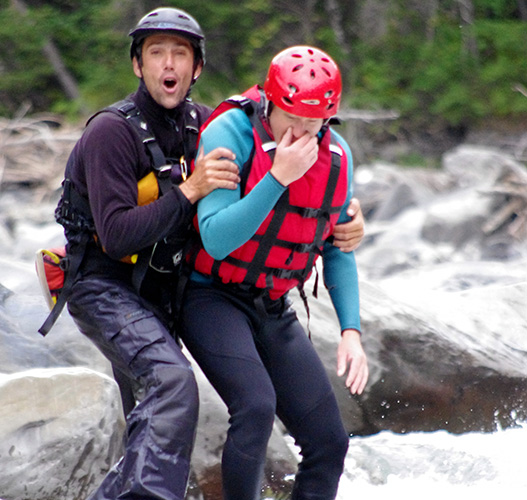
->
[329, 424, 349, 461]
[241, 397, 276, 431]
[135, 360, 199, 421]
[154, 363, 199, 417]
[229, 392, 276, 452]
[296, 399, 349, 464]
[132, 364, 199, 455]
[312, 417, 349, 465]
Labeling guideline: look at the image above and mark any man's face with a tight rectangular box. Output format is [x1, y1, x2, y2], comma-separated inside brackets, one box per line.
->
[133, 33, 201, 110]
[268, 105, 324, 144]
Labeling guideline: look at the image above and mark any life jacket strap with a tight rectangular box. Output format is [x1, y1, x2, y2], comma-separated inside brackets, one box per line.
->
[38, 232, 90, 336]
[40, 98, 201, 336]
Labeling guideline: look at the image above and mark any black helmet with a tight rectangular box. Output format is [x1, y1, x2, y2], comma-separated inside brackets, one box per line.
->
[129, 7, 205, 65]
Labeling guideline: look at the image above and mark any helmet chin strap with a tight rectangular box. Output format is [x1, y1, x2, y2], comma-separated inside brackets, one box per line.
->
[263, 97, 272, 122]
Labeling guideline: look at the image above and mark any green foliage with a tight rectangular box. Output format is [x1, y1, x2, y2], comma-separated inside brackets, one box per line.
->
[0, 0, 526, 136]
[350, 1, 527, 131]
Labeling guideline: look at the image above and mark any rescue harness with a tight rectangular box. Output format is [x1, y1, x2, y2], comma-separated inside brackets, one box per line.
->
[37, 98, 200, 336]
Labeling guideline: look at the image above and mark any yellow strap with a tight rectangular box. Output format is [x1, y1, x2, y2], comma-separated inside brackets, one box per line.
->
[40, 248, 62, 265]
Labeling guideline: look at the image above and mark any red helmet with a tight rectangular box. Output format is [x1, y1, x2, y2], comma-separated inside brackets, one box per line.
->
[263, 46, 342, 119]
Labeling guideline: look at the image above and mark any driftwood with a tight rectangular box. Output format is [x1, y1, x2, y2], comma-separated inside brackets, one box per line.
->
[481, 166, 527, 239]
[338, 107, 400, 123]
[0, 114, 80, 195]
[1, 112, 526, 241]
[0, 108, 399, 190]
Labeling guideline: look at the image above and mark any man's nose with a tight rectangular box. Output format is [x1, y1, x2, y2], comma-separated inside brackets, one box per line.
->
[164, 53, 175, 69]
[291, 121, 308, 139]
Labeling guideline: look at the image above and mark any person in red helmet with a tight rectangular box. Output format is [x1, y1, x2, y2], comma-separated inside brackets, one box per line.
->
[179, 46, 368, 500]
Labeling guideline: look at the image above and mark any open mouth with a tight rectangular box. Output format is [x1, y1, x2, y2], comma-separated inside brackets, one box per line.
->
[163, 78, 177, 90]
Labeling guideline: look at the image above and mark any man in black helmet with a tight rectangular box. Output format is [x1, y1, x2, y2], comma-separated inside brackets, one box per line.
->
[52, 7, 240, 500]
[50, 6, 365, 500]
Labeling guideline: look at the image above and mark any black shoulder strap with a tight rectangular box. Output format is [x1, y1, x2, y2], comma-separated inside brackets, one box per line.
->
[38, 232, 90, 336]
[104, 99, 173, 195]
[40, 100, 177, 336]
[181, 99, 201, 178]
[97, 99, 173, 295]
[225, 92, 275, 196]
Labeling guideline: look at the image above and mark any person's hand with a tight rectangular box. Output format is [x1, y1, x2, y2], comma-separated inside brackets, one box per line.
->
[179, 147, 240, 204]
[270, 128, 318, 186]
[337, 329, 368, 395]
[332, 198, 365, 252]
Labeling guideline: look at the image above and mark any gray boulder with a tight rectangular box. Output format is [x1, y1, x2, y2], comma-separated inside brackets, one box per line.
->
[1, 144, 526, 499]
[293, 267, 527, 437]
[0, 367, 125, 500]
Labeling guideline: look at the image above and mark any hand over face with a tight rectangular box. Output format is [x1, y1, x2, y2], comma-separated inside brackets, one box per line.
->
[270, 128, 319, 186]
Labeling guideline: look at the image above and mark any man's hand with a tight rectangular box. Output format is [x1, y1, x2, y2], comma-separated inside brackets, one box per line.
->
[179, 147, 240, 204]
[332, 198, 364, 252]
[270, 128, 318, 186]
[337, 329, 368, 395]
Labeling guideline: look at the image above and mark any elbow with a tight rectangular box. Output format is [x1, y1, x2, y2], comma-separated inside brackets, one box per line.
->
[97, 229, 134, 261]
[101, 240, 131, 261]
[199, 216, 231, 260]
[201, 235, 230, 260]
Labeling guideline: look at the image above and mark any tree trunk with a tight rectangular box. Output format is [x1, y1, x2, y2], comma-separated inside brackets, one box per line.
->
[10, 0, 82, 103]
[518, 0, 527, 21]
[457, 0, 479, 60]
[323, 0, 352, 82]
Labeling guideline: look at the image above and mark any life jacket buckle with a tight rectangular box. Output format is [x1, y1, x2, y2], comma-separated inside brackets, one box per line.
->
[156, 164, 172, 178]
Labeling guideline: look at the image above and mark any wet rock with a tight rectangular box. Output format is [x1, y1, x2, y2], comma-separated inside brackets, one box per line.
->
[0, 367, 125, 500]
[1, 144, 526, 498]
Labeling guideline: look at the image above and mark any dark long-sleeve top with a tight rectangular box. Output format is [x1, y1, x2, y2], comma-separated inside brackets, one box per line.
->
[66, 81, 211, 260]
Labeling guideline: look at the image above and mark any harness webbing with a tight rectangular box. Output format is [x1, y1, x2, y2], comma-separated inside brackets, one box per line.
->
[39, 99, 199, 336]
[216, 93, 344, 289]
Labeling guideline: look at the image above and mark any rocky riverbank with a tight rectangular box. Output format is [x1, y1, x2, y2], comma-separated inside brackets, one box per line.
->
[0, 117, 526, 499]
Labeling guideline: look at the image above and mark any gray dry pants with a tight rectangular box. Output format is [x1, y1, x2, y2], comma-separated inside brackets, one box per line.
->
[67, 276, 198, 500]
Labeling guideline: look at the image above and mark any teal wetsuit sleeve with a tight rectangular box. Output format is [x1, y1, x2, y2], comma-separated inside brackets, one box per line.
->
[333, 129, 354, 224]
[196, 108, 287, 260]
[322, 129, 361, 332]
[323, 243, 361, 332]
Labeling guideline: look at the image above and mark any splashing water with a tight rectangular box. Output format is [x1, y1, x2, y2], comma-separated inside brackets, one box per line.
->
[336, 423, 527, 497]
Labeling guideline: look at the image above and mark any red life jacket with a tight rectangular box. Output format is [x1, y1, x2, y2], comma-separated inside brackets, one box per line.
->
[191, 86, 350, 299]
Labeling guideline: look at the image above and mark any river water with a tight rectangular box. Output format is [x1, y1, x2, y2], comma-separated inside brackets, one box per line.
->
[334, 424, 527, 496]
[3, 183, 526, 498]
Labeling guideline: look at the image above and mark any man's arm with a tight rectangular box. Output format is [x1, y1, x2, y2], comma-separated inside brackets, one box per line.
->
[81, 113, 239, 260]
[179, 146, 239, 204]
[322, 245, 368, 396]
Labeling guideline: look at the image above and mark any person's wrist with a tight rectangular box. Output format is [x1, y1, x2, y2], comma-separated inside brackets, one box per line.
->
[341, 328, 361, 338]
[179, 180, 200, 204]
[269, 168, 287, 187]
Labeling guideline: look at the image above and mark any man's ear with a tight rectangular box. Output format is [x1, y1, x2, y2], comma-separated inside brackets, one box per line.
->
[132, 56, 143, 79]
[193, 61, 203, 81]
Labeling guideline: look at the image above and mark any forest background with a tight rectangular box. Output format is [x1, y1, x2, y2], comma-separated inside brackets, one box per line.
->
[1, 0, 527, 163]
